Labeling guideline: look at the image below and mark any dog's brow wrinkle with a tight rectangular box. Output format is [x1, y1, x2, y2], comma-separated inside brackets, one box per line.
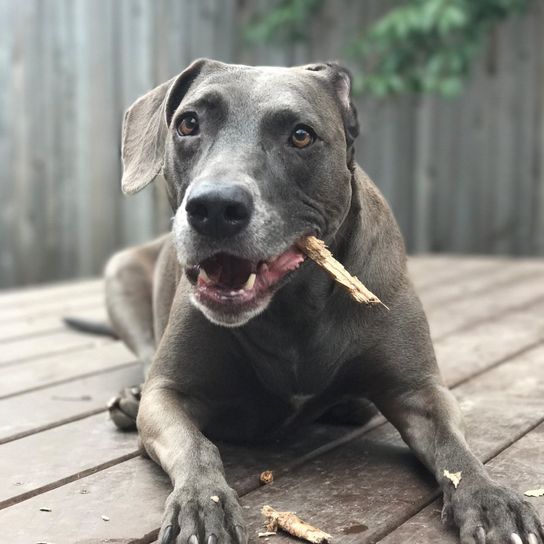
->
[261, 107, 318, 127]
[183, 90, 227, 111]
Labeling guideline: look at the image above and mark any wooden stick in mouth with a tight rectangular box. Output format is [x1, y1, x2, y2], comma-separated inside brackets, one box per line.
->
[296, 236, 388, 309]
[261, 505, 332, 544]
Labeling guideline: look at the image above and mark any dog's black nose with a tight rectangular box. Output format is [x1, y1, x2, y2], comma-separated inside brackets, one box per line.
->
[185, 183, 253, 238]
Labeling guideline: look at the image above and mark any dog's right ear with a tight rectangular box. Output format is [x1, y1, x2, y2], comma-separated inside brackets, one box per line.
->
[121, 58, 211, 195]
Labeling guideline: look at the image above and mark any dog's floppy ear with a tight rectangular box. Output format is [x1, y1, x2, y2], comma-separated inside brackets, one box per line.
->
[305, 62, 360, 162]
[121, 58, 210, 195]
[325, 62, 359, 146]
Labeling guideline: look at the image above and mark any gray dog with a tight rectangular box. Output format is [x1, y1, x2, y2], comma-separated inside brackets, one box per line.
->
[103, 59, 543, 544]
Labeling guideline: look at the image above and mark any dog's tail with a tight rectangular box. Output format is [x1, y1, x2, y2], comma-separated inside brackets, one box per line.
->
[63, 316, 118, 339]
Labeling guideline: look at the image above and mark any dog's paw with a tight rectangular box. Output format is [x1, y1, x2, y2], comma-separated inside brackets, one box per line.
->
[107, 385, 142, 430]
[158, 480, 247, 544]
[446, 481, 544, 544]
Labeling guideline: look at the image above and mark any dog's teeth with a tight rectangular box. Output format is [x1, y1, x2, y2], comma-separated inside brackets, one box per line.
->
[198, 268, 211, 284]
[243, 273, 256, 290]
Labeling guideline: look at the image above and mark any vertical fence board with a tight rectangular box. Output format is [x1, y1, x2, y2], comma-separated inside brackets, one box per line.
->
[514, 10, 538, 255]
[11, 1, 42, 284]
[0, 0, 16, 285]
[116, 0, 157, 247]
[535, 2, 544, 256]
[54, 0, 79, 278]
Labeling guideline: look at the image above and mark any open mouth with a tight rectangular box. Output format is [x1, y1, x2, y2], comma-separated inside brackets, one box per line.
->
[185, 245, 306, 318]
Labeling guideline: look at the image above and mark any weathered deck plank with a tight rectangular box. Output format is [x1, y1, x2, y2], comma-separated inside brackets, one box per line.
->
[0, 364, 142, 444]
[0, 342, 134, 399]
[1, 341, 542, 543]
[0, 414, 139, 508]
[435, 298, 544, 386]
[420, 258, 544, 309]
[0, 256, 542, 544]
[0, 306, 108, 343]
[0, 278, 102, 308]
[0, 329, 113, 367]
[0, 291, 103, 322]
[408, 256, 510, 291]
[422, 272, 544, 339]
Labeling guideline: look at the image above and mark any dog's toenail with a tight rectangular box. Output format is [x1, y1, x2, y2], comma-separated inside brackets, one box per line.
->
[475, 526, 486, 544]
[162, 524, 173, 543]
[188, 535, 199, 544]
[107, 396, 120, 410]
[510, 534, 523, 544]
[528, 534, 539, 544]
[207, 534, 217, 544]
[235, 525, 246, 543]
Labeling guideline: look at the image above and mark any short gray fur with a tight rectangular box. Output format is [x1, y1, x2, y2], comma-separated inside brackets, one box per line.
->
[105, 60, 543, 544]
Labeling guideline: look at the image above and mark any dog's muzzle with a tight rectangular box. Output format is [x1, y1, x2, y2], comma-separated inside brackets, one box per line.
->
[185, 246, 305, 325]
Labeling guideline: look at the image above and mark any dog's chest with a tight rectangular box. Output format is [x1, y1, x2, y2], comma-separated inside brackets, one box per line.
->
[238, 317, 347, 399]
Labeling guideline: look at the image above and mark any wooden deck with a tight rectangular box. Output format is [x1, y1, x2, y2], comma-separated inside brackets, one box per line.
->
[0, 255, 543, 544]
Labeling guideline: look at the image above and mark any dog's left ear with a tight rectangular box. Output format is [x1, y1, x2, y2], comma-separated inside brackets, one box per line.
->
[305, 62, 359, 160]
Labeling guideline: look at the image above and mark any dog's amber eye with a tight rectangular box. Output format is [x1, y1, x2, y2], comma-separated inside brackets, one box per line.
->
[290, 126, 314, 148]
[177, 114, 199, 136]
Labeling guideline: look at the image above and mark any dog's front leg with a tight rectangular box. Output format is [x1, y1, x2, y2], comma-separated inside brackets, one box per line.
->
[138, 384, 247, 544]
[375, 382, 543, 544]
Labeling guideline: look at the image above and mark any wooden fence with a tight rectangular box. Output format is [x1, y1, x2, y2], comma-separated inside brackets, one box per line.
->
[1, 0, 543, 288]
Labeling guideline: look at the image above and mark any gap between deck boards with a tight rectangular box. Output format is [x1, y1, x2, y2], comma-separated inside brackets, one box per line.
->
[0, 451, 141, 510]
[0, 364, 143, 445]
[0, 359, 138, 400]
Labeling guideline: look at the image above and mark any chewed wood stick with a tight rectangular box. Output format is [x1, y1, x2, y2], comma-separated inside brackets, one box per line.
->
[296, 236, 388, 309]
[261, 505, 332, 544]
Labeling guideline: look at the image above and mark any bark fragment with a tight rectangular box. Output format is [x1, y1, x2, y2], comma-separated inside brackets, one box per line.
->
[261, 505, 332, 543]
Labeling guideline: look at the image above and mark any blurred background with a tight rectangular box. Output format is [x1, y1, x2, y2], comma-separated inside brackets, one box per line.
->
[1, 0, 543, 289]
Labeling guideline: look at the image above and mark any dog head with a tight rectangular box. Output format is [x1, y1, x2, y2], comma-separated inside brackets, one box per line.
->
[121, 59, 359, 326]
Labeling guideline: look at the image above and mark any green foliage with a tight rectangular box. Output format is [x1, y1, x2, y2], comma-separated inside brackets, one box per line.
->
[350, 0, 536, 97]
[245, 0, 325, 43]
[246, 0, 538, 97]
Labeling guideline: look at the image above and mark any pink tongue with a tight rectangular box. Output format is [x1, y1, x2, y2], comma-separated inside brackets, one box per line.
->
[262, 247, 305, 284]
